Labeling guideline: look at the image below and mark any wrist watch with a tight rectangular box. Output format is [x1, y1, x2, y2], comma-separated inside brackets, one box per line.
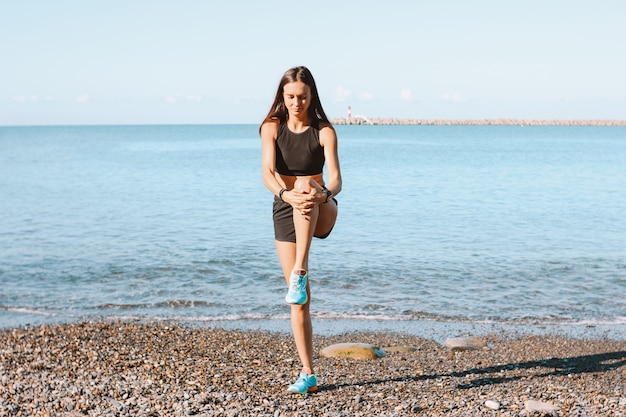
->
[323, 188, 332, 203]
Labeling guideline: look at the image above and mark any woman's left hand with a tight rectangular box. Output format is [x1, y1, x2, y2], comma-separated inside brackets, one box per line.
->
[311, 181, 328, 205]
[294, 182, 326, 217]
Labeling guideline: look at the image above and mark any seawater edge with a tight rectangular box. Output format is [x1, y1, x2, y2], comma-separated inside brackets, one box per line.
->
[331, 117, 626, 126]
[4, 312, 623, 342]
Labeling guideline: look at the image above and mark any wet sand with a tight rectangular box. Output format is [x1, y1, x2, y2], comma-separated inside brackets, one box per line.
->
[1, 320, 625, 416]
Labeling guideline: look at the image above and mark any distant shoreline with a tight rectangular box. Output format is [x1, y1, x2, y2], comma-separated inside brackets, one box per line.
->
[331, 117, 626, 126]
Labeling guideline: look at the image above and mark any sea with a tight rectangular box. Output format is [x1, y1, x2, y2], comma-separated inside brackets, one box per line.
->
[1, 124, 625, 341]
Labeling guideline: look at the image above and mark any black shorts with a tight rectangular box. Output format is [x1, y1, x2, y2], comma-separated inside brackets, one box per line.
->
[272, 196, 337, 243]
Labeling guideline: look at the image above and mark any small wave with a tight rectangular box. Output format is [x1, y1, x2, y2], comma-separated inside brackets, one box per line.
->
[0, 306, 87, 323]
[140, 312, 626, 327]
[183, 314, 290, 322]
[313, 312, 626, 328]
[93, 300, 219, 310]
[110, 313, 292, 323]
[563, 317, 626, 327]
[0, 306, 63, 317]
[3, 304, 625, 330]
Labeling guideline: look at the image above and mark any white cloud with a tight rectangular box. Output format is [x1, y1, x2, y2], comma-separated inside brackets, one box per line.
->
[75, 94, 90, 103]
[166, 94, 203, 104]
[441, 93, 468, 103]
[400, 89, 414, 101]
[335, 86, 351, 101]
[359, 92, 373, 101]
[12, 95, 48, 103]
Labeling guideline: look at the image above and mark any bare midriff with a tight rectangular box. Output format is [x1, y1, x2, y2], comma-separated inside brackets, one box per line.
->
[276, 173, 325, 190]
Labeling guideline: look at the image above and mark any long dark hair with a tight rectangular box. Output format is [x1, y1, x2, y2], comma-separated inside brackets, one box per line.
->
[260, 66, 331, 127]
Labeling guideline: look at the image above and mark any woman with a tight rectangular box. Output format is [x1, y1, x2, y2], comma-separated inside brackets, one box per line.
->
[260, 66, 342, 394]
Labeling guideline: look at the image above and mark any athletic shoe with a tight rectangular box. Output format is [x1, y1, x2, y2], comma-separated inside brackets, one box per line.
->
[287, 373, 318, 394]
[285, 270, 308, 305]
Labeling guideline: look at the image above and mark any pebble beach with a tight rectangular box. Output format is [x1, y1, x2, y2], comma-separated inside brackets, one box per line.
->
[1, 321, 625, 416]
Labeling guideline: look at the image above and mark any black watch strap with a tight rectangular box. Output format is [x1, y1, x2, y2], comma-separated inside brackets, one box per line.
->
[324, 188, 332, 202]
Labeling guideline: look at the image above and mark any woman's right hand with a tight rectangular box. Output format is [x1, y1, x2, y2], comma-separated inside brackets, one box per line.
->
[285, 189, 316, 218]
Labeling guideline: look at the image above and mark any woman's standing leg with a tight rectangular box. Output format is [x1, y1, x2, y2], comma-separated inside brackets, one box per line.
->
[286, 176, 320, 374]
[276, 241, 315, 374]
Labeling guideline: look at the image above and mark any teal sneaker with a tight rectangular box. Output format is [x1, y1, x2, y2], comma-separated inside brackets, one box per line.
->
[285, 270, 308, 305]
[287, 373, 318, 394]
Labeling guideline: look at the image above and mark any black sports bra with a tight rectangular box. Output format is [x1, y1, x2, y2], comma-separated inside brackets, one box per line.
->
[275, 121, 325, 176]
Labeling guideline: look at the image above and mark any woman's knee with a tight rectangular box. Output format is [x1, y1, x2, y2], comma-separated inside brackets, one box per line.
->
[294, 176, 314, 193]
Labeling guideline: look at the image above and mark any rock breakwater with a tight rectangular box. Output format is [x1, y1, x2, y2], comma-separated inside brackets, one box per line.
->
[332, 117, 626, 126]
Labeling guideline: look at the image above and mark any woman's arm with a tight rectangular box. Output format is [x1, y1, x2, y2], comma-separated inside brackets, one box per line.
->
[319, 125, 342, 199]
[260, 121, 284, 198]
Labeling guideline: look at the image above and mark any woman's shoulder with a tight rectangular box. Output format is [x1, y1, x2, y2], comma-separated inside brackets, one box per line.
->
[260, 118, 281, 138]
[318, 121, 337, 146]
[318, 120, 336, 135]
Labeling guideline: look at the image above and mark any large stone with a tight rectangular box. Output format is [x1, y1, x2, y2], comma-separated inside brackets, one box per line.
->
[320, 343, 386, 360]
[525, 400, 559, 415]
[485, 400, 500, 410]
[444, 337, 487, 352]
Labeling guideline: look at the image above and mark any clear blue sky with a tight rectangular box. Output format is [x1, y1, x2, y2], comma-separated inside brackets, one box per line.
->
[2, 0, 625, 125]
